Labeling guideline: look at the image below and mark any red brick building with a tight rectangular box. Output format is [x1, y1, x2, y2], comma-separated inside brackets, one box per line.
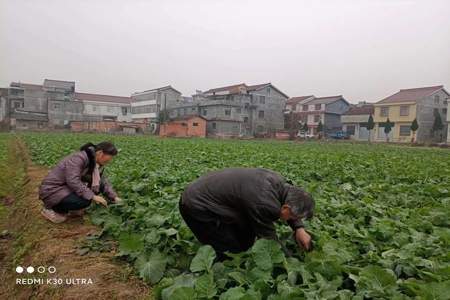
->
[159, 116, 207, 138]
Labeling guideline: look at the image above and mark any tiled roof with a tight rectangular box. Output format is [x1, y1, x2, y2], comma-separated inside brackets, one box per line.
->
[344, 104, 374, 115]
[203, 82, 288, 98]
[10, 82, 43, 90]
[377, 85, 444, 104]
[307, 95, 345, 105]
[75, 92, 131, 104]
[134, 85, 182, 95]
[286, 95, 314, 105]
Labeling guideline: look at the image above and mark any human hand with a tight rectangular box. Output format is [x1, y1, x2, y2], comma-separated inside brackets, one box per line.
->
[295, 228, 312, 251]
[92, 195, 108, 207]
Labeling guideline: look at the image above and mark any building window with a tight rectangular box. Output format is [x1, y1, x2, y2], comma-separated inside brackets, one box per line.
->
[399, 105, 409, 116]
[243, 117, 249, 123]
[236, 108, 241, 114]
[192, 107, 196, 111]
[302, 105, 308, 111]
[92, 106, 97, 112]
[107, 106, 114, 112]
[193, 122, 199, 126]
[225, 109, 231, 116]
[53, 103, 61, 110]
[181, 122, 187, 127]
[13, 101, 24, 108]
[266, 87, 270, 94]
[314, 115, 320, 123]
[258, 110, 265, 119]
[259, 96, 265, 104]
[346, 125, 356, 135]
[202, 109, 207, 116]
[212, 122, 216, 129]
[399, 125, 411, 136]
[443, 108, 448, 115]
[257, 125, 264, 132]
[380, 106, 389, 117]
[434, 95, 440, 104]
[122, 107, 128, 115]
[315, 104, 321, 110]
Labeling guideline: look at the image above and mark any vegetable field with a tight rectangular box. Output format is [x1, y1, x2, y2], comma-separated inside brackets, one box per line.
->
[22, 133, 450, 299]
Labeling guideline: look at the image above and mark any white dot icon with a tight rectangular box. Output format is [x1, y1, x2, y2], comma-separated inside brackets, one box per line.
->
[16, 266, 24, 273]
[27, 266, 34, 273]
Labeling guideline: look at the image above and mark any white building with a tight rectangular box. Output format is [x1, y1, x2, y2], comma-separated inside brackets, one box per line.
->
[75, 92, 131, 122]
[131, 86, 182, 123]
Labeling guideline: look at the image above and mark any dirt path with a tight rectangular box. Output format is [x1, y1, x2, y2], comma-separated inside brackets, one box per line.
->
[0, 139, 151, 300]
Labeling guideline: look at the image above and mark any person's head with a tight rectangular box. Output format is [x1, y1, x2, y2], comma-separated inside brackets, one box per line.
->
[80, 141, 118, 166]
[280, 185, 315, 222]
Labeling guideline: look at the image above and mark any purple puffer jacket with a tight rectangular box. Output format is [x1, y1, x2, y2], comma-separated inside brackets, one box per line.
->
[39, 149, 117, 209]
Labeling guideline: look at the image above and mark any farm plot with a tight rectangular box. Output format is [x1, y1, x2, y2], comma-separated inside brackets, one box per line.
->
[22, 133, 450, 299]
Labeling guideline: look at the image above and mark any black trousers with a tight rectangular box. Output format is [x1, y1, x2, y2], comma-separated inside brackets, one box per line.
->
[52, 193, 91, 214]
[179, 198, 256, 260]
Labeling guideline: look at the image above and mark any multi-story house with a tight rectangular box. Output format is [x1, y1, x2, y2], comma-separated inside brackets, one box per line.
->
[44, 79, 85, 127]
[8, 81, 49, 130]
[447, 99, 450, 144]
[286, 95, 350, 136]
[167, 82, 289, 137]
[75, 92, 131, 122]
[131, 86, 182, 125]
[5, 79, 134, 130]
[374, 85, 449, 143]
[341, 102, 374, 141]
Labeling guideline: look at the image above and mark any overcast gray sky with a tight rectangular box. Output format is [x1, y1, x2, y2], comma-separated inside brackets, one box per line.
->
[1, 0, 449, 103]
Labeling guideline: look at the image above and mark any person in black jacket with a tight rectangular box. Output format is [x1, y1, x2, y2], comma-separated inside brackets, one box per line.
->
[179, 168, 314, 259]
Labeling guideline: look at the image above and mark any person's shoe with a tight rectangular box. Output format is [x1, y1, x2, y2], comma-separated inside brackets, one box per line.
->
[68, 208, 86, 217]
[41, 208, 67, 224]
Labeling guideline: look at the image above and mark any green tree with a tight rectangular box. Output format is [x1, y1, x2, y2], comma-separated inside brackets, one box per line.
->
[367, 114, 375, 142]
[432, 110, 444, 141]
[302, 122, 309, 139]
[384, 118, 393, 142]
[410, 118, 419, 144]
[317, 120, 324, 139]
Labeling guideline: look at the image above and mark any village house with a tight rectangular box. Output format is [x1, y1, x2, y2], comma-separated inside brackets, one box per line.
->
[341, 102, 375, 141]
[159, 115, 207, 138]
[75, 92, 132, 122]
[167, 83, 289, 137]
[4, 79, 138, 131]
[447, 98, 450, 144]
[285, 95, 350, 136]
[374, 85, 449, 143]
[131, 86, 182, 130]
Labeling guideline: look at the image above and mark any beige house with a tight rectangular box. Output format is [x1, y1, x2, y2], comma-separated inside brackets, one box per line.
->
[374, 85, 449, 143]
[341, 102, 374, 141]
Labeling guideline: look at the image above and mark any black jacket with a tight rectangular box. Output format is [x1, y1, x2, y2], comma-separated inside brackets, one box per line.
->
[181, 168, 304, 241]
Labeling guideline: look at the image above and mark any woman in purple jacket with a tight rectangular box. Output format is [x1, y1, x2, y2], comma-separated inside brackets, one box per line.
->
[39, 141, 121, 223]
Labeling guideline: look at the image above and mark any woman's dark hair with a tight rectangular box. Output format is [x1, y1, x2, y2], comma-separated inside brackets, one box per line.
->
[80, 141, 118, 156]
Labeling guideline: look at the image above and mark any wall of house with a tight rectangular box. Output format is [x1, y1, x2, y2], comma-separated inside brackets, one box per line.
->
[83, 102, 131, 122]
[447, 101, 450, 144]
[48, 100, 84, 127]
[159, 89, 182, 110]
[249, 87, 286, 134]
[416, 90, 448, 143]
[325, 100, 349, 114]
[373, 103, 416, 142]
[160, 117, 206, 137]
[206, 120, 241, 137]
[323, 113, 342, 133]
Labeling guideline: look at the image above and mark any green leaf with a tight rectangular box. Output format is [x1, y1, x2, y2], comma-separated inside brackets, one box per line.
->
[195, 273, 217, 299]
[190, 245, 216, 273]
[219, 287, 246, 300]
[134, 250, 167, 284]
[118, 232, 144, 256]
[356, 265, 398, 298]
[170, 286, 196, 300]
[161, 274, 196, 300]
[403, 279, 450, 300]
[251, 239, 284, 271]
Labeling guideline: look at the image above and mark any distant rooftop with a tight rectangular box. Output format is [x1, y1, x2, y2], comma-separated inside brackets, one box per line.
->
[377, 85, 445, 104]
